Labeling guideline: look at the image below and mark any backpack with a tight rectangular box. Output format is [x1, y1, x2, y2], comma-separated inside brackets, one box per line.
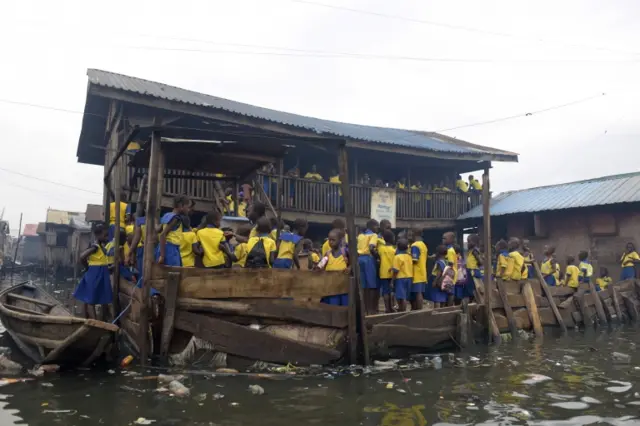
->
[245, 238, 269, 268]
[441, 264, 455, 294]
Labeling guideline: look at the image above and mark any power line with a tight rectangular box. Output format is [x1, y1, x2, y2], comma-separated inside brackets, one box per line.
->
[0, 166, 102, 194]
[0, 98, 104, 117]
[286, 0, 640, 57]
[436, 93, 607, 132]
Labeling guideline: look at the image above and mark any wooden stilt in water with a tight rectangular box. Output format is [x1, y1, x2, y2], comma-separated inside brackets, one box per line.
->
[611, 287, 625, 322]
[113, 153, 122, 321]
[481, 165, 501, 345]
[456, 298, 470, 348]
[522, 280, 543, 337]
[575, 290, 593, 327]
[588, 281, 608, 324]
[621, 293, 639, 321]
[338, 142, 369, 365]
[496, 279, 518, 339]
[160, 272, 180, 358]
[139, 131, 164, 365]
[534, 263, 567, 333]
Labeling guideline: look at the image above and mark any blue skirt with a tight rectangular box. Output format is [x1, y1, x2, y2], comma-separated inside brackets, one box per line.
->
[379, 279, 392, 296]
[544, 275, 557, 286]
[321, 294, 348, 306]
[136, 246, 145, 281]
[155, 243, 182, 267]
[120, 265, 135, 282]
[465, 269, 480, 297]
[427, 275, 448, 303]
[73, 265, 113, 305]
[273, 258, 293, 269]
[359, 255, 378, 289]
[621, 266, 635, 280]
[454, 283, 465, 299]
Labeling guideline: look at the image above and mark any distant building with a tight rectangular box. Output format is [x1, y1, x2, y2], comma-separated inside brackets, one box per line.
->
[17, 223, 44, 265]
[41, 209, 91, 274]
[458, 172, 640, 278]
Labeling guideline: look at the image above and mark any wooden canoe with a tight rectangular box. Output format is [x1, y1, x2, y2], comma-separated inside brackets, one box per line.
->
[0, 282, 119, 366]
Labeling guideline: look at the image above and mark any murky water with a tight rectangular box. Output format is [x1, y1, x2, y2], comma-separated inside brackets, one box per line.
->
[1, 275, 640, 425]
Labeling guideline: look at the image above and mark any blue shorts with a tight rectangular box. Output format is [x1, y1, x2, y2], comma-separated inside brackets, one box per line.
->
[454, 283, 465, 299]
[544, 275, 557, 286]
[359, 255, 378, 289]
[621, 266, 635, 280]
[379, 279, 393, 296]
[154, 243, 182, 267]
[394, 278, 412, 300]
[411, 282, 426, 293]
[427, 275, 448, 303]
[273, 258, 293, 269]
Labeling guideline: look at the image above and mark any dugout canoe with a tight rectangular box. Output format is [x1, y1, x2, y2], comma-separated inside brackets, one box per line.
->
[0, 281, 119, 366]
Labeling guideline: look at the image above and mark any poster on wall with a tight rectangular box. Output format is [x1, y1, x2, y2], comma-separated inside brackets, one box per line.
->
[371, 188, 397, 228]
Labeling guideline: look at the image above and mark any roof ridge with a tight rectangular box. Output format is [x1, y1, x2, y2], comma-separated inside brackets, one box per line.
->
[509, 171, 640, 192]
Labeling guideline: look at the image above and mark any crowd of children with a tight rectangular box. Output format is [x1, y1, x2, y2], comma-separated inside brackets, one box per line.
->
[73, 195, 640, 319]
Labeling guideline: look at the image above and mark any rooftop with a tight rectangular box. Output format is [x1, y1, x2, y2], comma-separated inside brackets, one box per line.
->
[458, 172, 640, 220]
[77, 69, 518, 167]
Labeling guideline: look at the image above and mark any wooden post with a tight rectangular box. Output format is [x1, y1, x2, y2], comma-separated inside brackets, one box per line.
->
[275, 158, 284, 240]
[621, 293, 638, 321]
[522, 280, 543, 337]
[588, 280, 608, 324]
[139, 131, 163, 365]
[496, 279, 518, 339]
[534, 263, 567, 333]
[611, 287, 625, 322]
[160, 271, 180, 358]
[481, 165, 500, 344]
[574, 290, 594, 327]
[113, 156, 122, 321]
[234, 180, 240, 217]
[456, 298, 470, 348]
[10, 213, 23, 283]
[338, 143, 369, 365]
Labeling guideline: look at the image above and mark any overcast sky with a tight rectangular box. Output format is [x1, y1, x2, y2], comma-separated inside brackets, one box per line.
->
[1, 0, 639, 235]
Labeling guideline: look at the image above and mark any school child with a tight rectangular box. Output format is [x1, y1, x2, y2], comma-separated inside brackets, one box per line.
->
[128, 209, 147, 276]
[408, 227, 428, 310]
[108, 201, 128, 241]
[378, 230, 396, 313]
[442, 232, 458, 280]
[317, 229, 350, 306]
[391, 238, 413, 312]
[453, 245, 468, 303]
[468, 175, 482, 192]
[522, 241, 533, 279]
[73, 225, 113, 319]
[564, 256, 580, 289]
[540, 245, 559, 286]
[465, 234, 483, 298]
[274, 219, 308, 269]
[322, 218, 348, 255]
[246, 217, 277, 268]
[595, 267, 612, 291]
[455, 175, 469, 193]
[309, 241, 322, 270]
[504, 238, 525, 281]
[180, 219, 197, 268]
[578, 251, 593, 284]
[232, 225, 251, 268]
[494, 239, 509, 279]
[428, 245, 453, 308]
[620, 242, 640, 280]
[357, 219, 380, 315]
[194, 212, 235, 269]
[156, 196, 191, 266]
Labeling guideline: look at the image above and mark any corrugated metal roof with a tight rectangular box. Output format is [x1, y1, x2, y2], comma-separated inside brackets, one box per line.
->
[458, 172, 640, 220]
[46, 209, 70, 225]
[22, 224, 38, 237]
[86, 69, 518, 161]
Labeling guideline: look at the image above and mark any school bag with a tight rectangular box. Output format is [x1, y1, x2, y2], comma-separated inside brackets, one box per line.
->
[441, 264, 455, 294]
[245, 238, 269, 268]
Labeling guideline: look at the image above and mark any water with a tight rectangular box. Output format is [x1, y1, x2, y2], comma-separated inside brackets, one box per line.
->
[1, 276, 640, 425]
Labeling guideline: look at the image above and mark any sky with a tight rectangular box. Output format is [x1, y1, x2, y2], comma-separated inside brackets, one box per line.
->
[1, 0, 639, 235]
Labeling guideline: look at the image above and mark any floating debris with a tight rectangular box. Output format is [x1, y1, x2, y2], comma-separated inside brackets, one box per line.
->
[522, 374, 552, 385]
[40, 382, 54, 388]
[158, 374, 185, 384]
[0, 355, 22, 372]
[612, 352, 631, 364]
[168, 380, 190, 397]
[212, 393, 225, 400]
[0, 377, 33, 387]
[385, 382, 394, 389]
[39, 364, 60, 373]
[134, 417, 156, 425]
[43, 409, 77, 414]
[581, 396, 602, 404]
[194, 393, 207, 402]
[606, 381, 632, 393]
[216, 368, 239, 374]
[547, 393, 576, 401]
[396, 389, 406, 394]
[248, 385, 265, 395]
[511, 392, 530, 399]
[121, 355, 134, 367]
[550, 402, 589, 410]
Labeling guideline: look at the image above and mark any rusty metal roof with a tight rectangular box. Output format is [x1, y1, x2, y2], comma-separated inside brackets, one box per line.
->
[458, 172, 640, 220]
[83, 69, 518, 162]
[22, 224, 38, 237]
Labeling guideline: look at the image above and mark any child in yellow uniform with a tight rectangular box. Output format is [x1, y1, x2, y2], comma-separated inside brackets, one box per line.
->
[595, 267, 612, 291]
[565, 256, 580, 289]
[73, 225, 112, 319]
[322, 219, 348, 258]
[195, 212, 235, 269]
[505, 238, 524, 281]
[465, 234, 483, 299]
[108, 201, 128, 241]
[540, 245, 559, 286]
[578, 250, 593, 285]
[246, 217, 277, 268]
[180, 222, 197, 268]
[232, 226, 251, 268]
[620, 242, 640, 280]
[317, 229, 350, 306]
[494, 240, 509, 279]
[456, 175, 469, 193]
[428, 245, 450, 308]
[377, 230, 396, 313]
[409, 227, 428, 310]
[391, 238, 413, 312]
[274, 219, 308, 269]
[522, 241, 533, 279]
[157, 196, 191, 266]
[468, 175, 482, 192]
[358, 219, 380, 315]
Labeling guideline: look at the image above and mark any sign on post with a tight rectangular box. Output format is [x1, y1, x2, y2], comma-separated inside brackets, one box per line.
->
[371, 188, 396, 228]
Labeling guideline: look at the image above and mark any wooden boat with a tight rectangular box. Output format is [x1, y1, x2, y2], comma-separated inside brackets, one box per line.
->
[0, 282, 119, 366]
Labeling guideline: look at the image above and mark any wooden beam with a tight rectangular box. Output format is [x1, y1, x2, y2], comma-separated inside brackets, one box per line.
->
[611, 286, 625, 322]
[6, 293, 55, 309]
[588, 281, 608, 324]
[139, 130, 163, 364]
[522, 280, 543, 338]
[621, 292, 639, 321]
[481, 166, 500, 345]
[160, 272, 180, 358]
[496, 279, 518, 339]
[370, 324, 455, 348]
[113, 135, 123, 320]
[534, 263, 567, 333]
[177, 298, 348, 328]
[174, 310, 342, 365]
[575, 290, 593, 327]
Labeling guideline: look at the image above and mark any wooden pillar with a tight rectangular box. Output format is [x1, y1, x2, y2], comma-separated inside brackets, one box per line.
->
[234, 180, 240, 217]
[276, 158, 284, 240]
[482, 165, 500, 344]
[338, 143, 369, 365]
[113, 143, 122, 320]
[139, 131, 163, 365]
[353, 159, 358, 184]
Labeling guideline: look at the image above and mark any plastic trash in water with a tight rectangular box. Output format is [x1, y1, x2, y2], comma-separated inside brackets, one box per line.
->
[249, 385, 265, 395]
[121, 355, 134, 368]
[168, 380, 190, 397]
[134, 418, 156, 425]
[158, 374, 185, 384]
[433, 356, 443, 370]
[385, 382, 394, 389]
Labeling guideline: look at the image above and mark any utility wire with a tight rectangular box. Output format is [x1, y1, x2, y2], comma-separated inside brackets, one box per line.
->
[0, 166, 102, 194]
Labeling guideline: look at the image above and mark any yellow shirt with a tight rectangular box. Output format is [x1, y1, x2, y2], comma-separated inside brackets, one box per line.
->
[233, 243, 248, 267]
[579, 261, 593, 281]
[160, 213, 183, 246]
[496, 252, 509, 278]
[329, 175, 341, 184]
[436, 186, 451, 192]
[126, 141, 141, 152]
[411, 241, 428, 284]
[621, 251, 640, 267]
[249, 227, 277, 240]
[123, 242, 131, 261]
[227, 200, 247, 217]
[357, 231, 378, 256]
[304, 172, 323, 180]
[109, 202, 128, 225]
[197, 227, 226, 268]
[466, 249, 480, 270]
[411, 185, 422, 191]
[276, 232, 302, 260]
[392, 252, 413, 279]
[247, 235, 277, 267]
[446, 246, 458, 281]
[505, 251, 524, 281]
[322, 234, 348, 256]
[87, 244, 109, 266]
[125, 224, 134, 235]
[325, 250, 348, 272]
[397, 183, 406, 189]
[104, 242, 115, 265]
[565, 265, 580, 288]
[378, 244, 396, 279]
[180, 230, 197, 267]
[470, 178, 482, 190]
[310, 252, 320, 265]
[596, 276, 612, 290]
[456, 180, 469, 193]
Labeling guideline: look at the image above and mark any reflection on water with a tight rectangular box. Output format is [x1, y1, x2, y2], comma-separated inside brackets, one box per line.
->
[0, 275, 639, 425]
